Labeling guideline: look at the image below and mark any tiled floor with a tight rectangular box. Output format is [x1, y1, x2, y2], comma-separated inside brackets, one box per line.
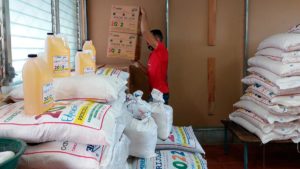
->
[204, 144, 300, 169]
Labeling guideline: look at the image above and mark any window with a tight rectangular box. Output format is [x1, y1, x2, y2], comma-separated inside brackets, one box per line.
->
[4, 0, 84, 83]
[10, 0, 52, 82]
[59, 0, 78, 69]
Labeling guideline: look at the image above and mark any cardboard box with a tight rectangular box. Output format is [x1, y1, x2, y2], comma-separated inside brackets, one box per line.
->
[109, 5, 140, 34]
[107, 32, 139, 60]
[129, 65, 150, 100]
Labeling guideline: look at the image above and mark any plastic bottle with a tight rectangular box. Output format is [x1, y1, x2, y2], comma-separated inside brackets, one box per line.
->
[45, 33, 71, 78]
[75, 50, 95, 75]
[22, 54, 54, 115]
[82, 40, 96, 70]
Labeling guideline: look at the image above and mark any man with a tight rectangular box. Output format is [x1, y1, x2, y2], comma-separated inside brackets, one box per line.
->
[136, 8, 169, 104]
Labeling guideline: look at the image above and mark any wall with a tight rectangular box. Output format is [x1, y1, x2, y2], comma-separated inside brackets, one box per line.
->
[88, 0, 300, 127]
[87, 0, 166, 66]
[248, 0, 300, 57]
[169, 0, 244, 127]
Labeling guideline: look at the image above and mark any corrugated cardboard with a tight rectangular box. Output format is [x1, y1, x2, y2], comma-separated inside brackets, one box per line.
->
[109, 5, 140, 34]
[107, 32, 139, 60]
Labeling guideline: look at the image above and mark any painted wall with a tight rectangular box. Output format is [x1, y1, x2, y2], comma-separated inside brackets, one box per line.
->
[169, 0, 244, 127]
[248, 0, 300, 57]
[88, 0, 300, 127]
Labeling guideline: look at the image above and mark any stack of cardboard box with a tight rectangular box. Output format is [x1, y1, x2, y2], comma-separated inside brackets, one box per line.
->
[107, 5, 140, 61]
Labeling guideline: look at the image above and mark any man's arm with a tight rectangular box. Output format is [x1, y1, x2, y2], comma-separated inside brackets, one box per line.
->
[140, 8, 158, 49]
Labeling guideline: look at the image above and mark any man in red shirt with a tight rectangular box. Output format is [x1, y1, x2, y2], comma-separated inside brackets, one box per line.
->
[137, 8, 169, 104]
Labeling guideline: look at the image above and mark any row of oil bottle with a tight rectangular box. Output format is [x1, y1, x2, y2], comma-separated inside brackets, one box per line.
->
[22, 33, 96, 116]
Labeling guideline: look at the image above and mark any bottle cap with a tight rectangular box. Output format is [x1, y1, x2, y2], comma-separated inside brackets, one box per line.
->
[28, 54, 37, 58]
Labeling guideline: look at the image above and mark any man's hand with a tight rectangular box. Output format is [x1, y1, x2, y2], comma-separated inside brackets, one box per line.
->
[132, 61, 139, 68]
[140, 7, 146, 16]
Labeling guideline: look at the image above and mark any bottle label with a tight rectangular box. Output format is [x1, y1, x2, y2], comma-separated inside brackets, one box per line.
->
[85, 50, 96, 62]
[43, 82, 54, 105]
[84, 67, 94, 74]
[53, 56, 69, 73]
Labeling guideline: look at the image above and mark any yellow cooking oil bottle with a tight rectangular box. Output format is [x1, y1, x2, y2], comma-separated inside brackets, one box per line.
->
[82, 40, 96, 70]
[45, 33, 71, 77]
[75, 50, 95, 75]
[22, 54, 54, 115]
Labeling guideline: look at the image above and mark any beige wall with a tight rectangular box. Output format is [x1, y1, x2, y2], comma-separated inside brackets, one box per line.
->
[88, 0, 300, 127]
[169, 0, 244, 127]
[87, 0, 166, 66]
[248, 0, 300, 57]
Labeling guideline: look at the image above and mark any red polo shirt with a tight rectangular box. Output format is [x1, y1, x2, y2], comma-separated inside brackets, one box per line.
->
[147, 42, 169, 93]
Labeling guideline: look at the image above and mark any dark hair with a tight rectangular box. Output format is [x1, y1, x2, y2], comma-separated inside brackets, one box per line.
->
[151, 29, 163, 41]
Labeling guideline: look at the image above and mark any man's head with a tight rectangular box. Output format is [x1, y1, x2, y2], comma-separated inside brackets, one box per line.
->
[147, 29, 163, 51]
[151, 29, 163, 42]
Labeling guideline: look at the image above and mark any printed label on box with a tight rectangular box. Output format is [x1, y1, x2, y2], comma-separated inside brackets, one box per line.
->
[107, 32, 137, 60]
[110, 5, 140, 34]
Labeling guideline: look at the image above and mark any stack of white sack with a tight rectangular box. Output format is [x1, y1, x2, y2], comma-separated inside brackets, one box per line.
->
[231, 31, 300, 143]
[124, 89, 175, 158]
[0, 69, 131, 169]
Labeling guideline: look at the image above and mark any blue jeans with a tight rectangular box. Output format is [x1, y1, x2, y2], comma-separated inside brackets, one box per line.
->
[149, 93, 169, 105]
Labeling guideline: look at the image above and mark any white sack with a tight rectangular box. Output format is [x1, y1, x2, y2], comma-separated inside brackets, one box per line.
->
[246, 85, 276, 100]
[0, 101, 117, 145]
[233, 100, 300, 124]
[248, 56, 300, 77]
[53, 75, 126, 102]
[101, 134, 130, 169]
[231, 109, 298, 135]
[132, 150, 207, 169]
[256, 48, 300, 63]
[246, 85, 300, 108]
[241, 93, 300, 115]
[231, 109, 274, 133]
[20, 142, 110, 169]
[272, 122, 298, 135]
[288, 24, 300, 34]
[229, 115, 298, 144]
[241, 74, 295, 95]
[125, 91, 152, 120]
[292, 135, 300, 143]
[271, 95, 300, 107]
[9, 75, 127, 103]
[150, 89, 173, 140]
[8, 85, 23, 102]
[125, 117, 157, 158]
[257, 33, 300, 51]
[96, 67, 129, 81]
[20, 135, 130, 169]
[248, 67, 300, 90]
[156, 126, 205, 154]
